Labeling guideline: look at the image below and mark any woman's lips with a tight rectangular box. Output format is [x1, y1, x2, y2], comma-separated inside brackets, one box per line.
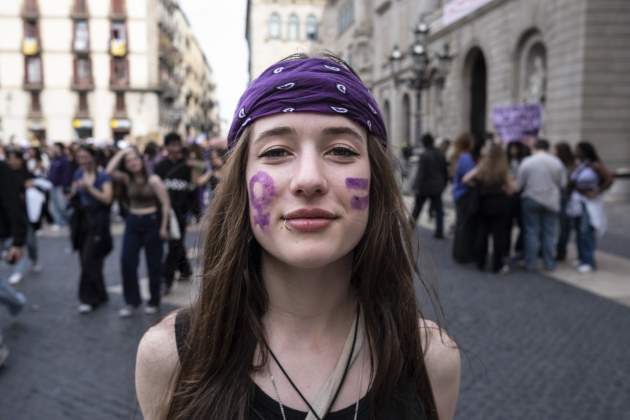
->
[285, 218, 334, 232]
[283, 208, 337, 232]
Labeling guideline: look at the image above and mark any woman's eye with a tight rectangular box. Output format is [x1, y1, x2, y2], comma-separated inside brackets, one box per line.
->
[259, 148, 290, 159]
[328, 147, 359, 158]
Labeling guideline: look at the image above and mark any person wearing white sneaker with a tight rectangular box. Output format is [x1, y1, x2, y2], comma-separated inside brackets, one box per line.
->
[566, 142, 614, 275]
[106, 148, 170, 320]
[69, 145, 114, 313]
[5, 149, 46, 286]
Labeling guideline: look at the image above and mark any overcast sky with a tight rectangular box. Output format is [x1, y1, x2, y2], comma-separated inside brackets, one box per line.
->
[179, 0, 249, 136]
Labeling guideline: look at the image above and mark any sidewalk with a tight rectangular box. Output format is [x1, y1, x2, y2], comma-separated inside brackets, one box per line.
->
[407, 195, 630, 308]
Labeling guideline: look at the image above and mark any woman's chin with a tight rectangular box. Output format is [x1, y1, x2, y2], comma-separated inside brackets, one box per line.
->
[268, 248, 350, 271]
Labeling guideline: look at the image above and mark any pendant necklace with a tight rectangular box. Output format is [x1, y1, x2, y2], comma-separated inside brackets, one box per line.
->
[267, 305, 362, 420]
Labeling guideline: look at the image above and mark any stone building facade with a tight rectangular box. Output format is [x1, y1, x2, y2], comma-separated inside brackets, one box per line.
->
[319, 0, 630, 174]
[0, 0, 219, 145]
[246, 0, 327, 81]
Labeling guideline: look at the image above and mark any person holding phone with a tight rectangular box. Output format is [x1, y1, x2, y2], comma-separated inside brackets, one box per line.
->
[0, 159, 28, 367]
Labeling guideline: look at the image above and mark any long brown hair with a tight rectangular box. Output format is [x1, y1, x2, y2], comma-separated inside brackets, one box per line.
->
[475, 143, 510, 187]
[165, 125, 441, 419]
[449, 132, 473, 177]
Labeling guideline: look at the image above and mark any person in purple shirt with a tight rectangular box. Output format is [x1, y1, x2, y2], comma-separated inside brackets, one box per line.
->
[47, 142, 74, 228]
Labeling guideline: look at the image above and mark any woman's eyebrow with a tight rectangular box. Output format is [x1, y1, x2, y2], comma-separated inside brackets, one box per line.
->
[320, 126, 365, 143]
[253, 126, 298, 144]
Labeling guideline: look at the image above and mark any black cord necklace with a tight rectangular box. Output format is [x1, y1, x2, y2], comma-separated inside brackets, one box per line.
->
[264, 305, 360, 420]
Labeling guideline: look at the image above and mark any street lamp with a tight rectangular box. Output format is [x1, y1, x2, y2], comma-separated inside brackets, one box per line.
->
[389, 17, 452, 146]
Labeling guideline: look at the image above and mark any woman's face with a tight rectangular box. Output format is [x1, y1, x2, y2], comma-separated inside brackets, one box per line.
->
[124, 151, 144, 174]
[76, 149, 93, 168]
[246, 113, 371, 269]
[7, 154, 23, 171]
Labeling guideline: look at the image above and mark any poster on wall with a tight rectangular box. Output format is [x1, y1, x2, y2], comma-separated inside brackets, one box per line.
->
[491, 103, 543, 142]
[442, 0, 495, 27]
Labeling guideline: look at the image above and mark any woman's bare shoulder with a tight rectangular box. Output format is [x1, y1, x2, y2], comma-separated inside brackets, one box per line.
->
[418, 318, 461, 420]
[135, 311, 180, 419]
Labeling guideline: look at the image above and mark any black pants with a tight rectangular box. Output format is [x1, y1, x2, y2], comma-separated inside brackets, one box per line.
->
[163, 212, 191, 288]
[452, 193, 477, 264]
[78, 233, 109, 306]
[475, 195, 512, 272]
[121, 212, 163, 307]
[411, 193, 444, 237]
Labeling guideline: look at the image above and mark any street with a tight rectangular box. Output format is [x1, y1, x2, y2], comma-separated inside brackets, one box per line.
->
[1, 223, 630, 419]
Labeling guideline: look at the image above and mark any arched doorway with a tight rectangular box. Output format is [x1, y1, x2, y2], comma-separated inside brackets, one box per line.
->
[464, 47, 487, 151]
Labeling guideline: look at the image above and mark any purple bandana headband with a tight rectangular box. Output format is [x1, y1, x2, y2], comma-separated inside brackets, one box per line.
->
[227, 57, 388, 149]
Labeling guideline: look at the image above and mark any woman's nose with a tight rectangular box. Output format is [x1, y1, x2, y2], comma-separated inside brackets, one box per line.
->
[289, 151, 328, 197]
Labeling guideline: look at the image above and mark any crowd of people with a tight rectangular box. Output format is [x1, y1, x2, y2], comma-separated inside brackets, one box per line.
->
[0, 133, 227, 330]
[408, 132, 615, 275]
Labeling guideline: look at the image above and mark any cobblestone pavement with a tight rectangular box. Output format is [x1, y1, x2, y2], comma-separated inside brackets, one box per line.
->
[1, 227, 630, 419]
[413, 228, 630, 420]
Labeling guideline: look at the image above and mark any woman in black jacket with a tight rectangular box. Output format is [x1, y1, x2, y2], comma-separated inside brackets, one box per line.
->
[69, 145, 113, 314]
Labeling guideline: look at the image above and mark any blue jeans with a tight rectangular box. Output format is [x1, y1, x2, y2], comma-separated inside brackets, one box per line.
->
[522, 198, 558, 270]
[12, 225, 38, 276]
[49, 186, 68, 226]
[121, 212, 163, 307]
[574, 203, 597, 268]
[0, 276, 25, 315]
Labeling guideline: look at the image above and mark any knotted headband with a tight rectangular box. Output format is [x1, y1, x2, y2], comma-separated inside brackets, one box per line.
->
[227, 57, 388, 149]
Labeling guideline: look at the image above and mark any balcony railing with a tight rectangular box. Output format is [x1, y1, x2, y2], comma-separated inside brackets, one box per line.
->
[110, 39, 127, 57]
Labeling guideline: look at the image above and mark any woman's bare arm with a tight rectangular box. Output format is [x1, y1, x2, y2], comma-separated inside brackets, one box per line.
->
[136, 313, 179, 420]
[420, 319, 461, 420]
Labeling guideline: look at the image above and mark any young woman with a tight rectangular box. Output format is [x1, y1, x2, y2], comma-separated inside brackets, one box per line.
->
[106, 147, 171, 316]
[135, 55, 460, 420]
[567, 142, 614, 273]
[450, 133, 477, 264]
[69, 145, 113, 314]
[463, 143, 516, 273]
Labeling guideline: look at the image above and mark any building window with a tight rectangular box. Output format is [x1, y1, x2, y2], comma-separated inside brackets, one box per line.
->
[338, 0, 355, 35]
[111, 21, 126, 42]
[74, 57, 93, 86]
[22, 20, 40, 55]
[30, 92, 42, 114]
[287, 14, 299, 41]
[25, 55, 42, 85]
[115, 92, 126, 112]
[306, 15, 318, 41]
[268, 12, 281, 39]
[110, 21, 127, 56]
[73, 20, 89, 52]
[111, 58, 129, 87]
[78, 92, 89, 114]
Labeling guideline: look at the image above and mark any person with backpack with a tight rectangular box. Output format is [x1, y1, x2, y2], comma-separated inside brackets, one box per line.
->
[566, 141, 614, 273]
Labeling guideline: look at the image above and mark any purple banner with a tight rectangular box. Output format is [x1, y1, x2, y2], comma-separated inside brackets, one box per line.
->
[491, 104, 543, 142]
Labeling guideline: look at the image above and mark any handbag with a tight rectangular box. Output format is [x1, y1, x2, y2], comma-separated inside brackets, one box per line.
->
[168, 209, 181, 240]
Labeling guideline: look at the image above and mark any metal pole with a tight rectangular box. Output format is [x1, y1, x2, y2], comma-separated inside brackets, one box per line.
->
[416, 84, 422, 146]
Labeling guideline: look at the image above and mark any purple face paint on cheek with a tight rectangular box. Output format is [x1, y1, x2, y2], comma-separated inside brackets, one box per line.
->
[351, 195, 369, 211]
[346, 177, 369, 211]
[346, 177, 369, 190]
[249, 171, 276, 229]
